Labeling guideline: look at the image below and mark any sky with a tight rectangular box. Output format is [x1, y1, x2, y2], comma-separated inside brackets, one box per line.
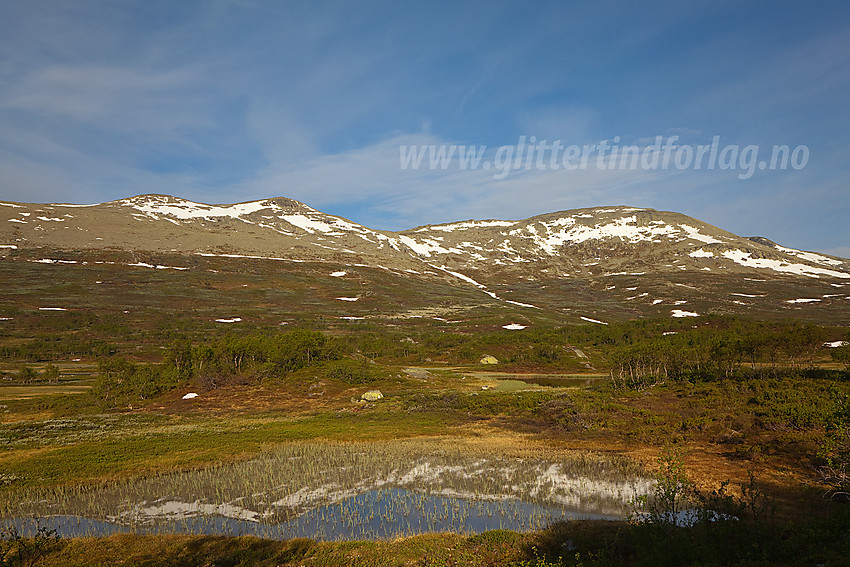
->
[1, 1, 849, 256]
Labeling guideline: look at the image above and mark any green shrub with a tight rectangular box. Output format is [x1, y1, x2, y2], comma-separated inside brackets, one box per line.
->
[92, 358, 180, 406]
[324, 358, 376, 384]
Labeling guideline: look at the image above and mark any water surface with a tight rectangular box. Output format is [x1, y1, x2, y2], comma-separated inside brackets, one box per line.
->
[2, 440, 652, 540]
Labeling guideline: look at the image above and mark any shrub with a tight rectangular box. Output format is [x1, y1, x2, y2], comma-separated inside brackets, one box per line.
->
[17, 366, 37, 384]
[324, 358, 375, 384]
[92, 358, 181, 406]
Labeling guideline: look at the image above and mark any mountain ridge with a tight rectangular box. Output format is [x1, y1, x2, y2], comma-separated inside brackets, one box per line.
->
[2, 193, 848, 278]
[2, 194, 849, 324]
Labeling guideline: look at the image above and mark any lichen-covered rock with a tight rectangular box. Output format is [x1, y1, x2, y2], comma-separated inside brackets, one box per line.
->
[361, 390, 383, 401]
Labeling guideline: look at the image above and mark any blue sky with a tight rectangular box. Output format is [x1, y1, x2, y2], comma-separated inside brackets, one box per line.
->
[1, 1, 849, 255]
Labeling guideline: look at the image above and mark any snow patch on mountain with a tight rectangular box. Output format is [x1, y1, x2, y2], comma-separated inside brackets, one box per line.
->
[415, 220, 517, 232]
[604, 271, 647, 276]
[679, 225, 723, 244]
[671, 309, 699, 317]
[128, 262, 189, 270]
[580, 316, 608, 325]
[117, 195, 391, 243]
[502, 215, 726, 253]
[722, 250, 850, 279]
[774, 245, 845, 267]
[397, 235, 461, 257]
[689, 249, 715, 258]
[505, 299, 540, 309]
[120, 195, 270, 220]
[33, 259, 77, 264]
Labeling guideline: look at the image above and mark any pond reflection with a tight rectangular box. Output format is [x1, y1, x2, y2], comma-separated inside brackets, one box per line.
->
[2, 440, 652, 540]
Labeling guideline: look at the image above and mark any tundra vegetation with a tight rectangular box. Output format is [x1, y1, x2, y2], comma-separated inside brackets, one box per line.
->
[1, 310, 850, 565]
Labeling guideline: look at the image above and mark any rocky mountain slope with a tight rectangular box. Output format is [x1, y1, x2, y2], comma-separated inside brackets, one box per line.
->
[1, 194, 848, 324]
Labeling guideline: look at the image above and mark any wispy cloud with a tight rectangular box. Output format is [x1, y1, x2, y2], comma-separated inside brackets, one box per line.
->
[3, 65, 201, 123]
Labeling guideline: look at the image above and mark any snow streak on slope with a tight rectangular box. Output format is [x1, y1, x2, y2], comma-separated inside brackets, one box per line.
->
[721, 250, 850, 279]
[414, 220, 518, 232]
[773, 245, 845, 267]
[436, 266, 539, 309]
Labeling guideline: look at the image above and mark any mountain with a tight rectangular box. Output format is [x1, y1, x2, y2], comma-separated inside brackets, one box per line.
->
[1, 194, 849, 326]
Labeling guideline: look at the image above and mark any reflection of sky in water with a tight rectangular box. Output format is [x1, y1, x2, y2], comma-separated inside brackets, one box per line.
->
[3, 444, 653, 540]
[6, 489, 618, 541]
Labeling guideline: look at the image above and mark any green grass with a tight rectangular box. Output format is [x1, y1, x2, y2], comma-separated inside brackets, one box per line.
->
[0, 408, 460, 490]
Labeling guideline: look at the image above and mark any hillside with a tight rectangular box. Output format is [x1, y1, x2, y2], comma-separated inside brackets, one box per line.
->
[1, 194, 849, 325]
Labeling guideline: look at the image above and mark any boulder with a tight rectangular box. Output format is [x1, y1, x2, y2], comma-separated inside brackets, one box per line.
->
[361, 390, 383, 402]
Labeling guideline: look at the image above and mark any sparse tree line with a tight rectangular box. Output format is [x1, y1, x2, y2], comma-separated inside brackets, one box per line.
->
[0, 364, 61, 385]
[4, 316, 848, 405]
[0, 335, 114, 362]
[90, 330, 384, 406]
[360, 316, 849, 374]
[166, 330, 346, 388]
[606, 320, 850, 389]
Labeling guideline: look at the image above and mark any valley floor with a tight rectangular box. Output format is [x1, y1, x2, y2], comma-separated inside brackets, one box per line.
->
[1, 289, 849, 565]
[3, 361, 850, 565]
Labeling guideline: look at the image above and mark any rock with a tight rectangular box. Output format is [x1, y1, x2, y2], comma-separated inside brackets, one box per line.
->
[360, 390, 383, 401]
[479, 355, 498, 365]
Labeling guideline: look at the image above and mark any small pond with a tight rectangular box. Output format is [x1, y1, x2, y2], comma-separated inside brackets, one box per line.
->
[1, 440, 653, 541]
[464, 372, 609, 388]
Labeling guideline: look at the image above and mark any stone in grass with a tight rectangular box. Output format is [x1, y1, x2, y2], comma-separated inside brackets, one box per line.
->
[360, 390, 383, 402]
[479, 355, 498, 365]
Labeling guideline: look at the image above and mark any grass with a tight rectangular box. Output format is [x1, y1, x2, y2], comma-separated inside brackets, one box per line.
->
[0, 408, 461, 490]
[1, 365, 847, 503]
[7, 506, 850, 567]
[0, 376, 847, 565]
[0, 384, 91, 400]
[1, 531, 530, 567]
[0, 369, 844, 541]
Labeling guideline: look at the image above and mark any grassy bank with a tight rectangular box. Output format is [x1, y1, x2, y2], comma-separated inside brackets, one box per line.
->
[5, 508, 850, 567]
